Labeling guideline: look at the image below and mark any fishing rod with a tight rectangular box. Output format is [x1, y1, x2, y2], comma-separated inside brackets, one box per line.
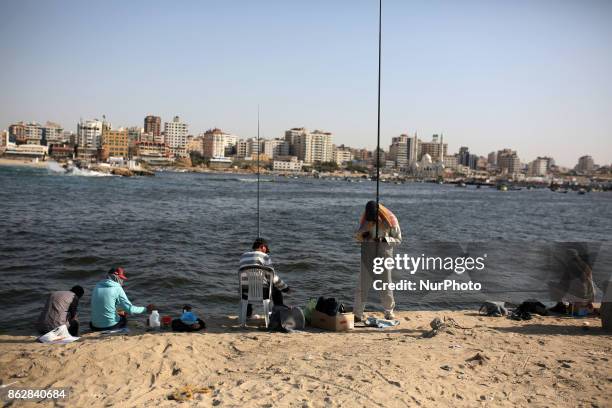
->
[257, 105, 261, 238]
[375, 0, 382, 241]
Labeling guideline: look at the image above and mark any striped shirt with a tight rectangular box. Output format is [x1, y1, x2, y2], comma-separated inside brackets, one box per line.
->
[239, 250, 288, 291]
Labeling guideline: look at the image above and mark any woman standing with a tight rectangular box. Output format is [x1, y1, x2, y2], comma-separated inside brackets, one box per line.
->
[354, 200, 402, 321]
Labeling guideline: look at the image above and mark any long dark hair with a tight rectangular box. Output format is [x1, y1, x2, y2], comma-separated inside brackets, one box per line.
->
[365, 200, 378, 222]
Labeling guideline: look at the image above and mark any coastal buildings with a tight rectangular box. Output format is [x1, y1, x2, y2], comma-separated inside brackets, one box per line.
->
[333, 145, 353, 165]
[528, 156, 554, 176]
[41, 122, 64, 145]
[575, 155, 595, 174]
[163, 116, 188, 154]
[1, 114, 605, 180]
[203, 128, 226, 158]
[457, 146, 478, 170]
[261, 139, 289, 159]
[202, 128, 238, 159]
[273, 156, 303, 172]
[76, 119, 105, 149]
[443, 155, 459, 169]
[236, 138, 260, 159]
[388, 134, 418, 168]
[487, 151, 497, 168]
[187, 136, 204, 155]
[3, 142, 48, 159]
[101, 128, 129, 158]
[7, 121, 65, 146]
[419, 134, 447, 162]
[497, 149, 521, 175]
[8, 122, 26, 144]
[144, 115, 161, 138]
[135, 141, 170, 156]
[285, 128, 333, 164]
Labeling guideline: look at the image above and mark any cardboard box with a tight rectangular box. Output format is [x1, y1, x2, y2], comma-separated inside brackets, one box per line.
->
[311, 310, 354, 332]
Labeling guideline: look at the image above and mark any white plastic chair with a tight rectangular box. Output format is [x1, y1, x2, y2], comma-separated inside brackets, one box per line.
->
[239, 266, 275, 328]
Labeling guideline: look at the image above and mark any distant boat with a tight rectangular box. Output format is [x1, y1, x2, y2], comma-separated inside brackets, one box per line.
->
[456, 181, 467, 188]
[578, 188, 586, 195]
[498, 184, 508, 192]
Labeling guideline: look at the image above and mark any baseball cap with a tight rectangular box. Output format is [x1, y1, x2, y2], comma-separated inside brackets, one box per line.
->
[109, 266, 128, 280]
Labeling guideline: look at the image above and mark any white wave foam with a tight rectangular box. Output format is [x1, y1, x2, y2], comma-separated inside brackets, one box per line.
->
[46, 161, 114, 177]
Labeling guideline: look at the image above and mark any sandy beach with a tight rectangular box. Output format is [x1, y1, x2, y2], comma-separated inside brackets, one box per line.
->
[0, 158, 48, 168]
[0, 311, 610, 407]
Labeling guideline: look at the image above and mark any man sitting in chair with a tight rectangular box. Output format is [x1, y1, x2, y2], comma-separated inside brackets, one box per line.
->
[239, 238, 290, 319]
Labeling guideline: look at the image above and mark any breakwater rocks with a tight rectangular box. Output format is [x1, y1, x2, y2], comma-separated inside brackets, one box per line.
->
[90, 165, 155, 177]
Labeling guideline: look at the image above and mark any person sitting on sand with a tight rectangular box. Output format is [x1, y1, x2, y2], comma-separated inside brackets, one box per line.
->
[240, 238, 291, 318]
[90, 266, 154, 331]
[171, 304, 206, 332]
[354, 200, 402, 322]
[36, 285, 85, 336]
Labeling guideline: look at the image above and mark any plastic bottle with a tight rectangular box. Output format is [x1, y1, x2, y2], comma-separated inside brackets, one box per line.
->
[149, 310, 160, 329]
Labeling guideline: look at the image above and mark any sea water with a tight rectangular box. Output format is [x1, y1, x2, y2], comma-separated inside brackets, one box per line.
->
[0, 165, 611, 331]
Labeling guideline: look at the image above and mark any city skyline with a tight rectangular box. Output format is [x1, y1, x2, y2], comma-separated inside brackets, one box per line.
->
[3, 114, 606, 169]
[1, 1, 611, 167]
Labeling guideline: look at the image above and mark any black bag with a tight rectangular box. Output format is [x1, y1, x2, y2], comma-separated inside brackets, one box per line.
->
[517, 301, 548, 316]
[315, 297, 346, 316]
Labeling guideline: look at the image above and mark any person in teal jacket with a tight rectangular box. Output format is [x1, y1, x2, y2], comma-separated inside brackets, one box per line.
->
[90, 266, 154, 331]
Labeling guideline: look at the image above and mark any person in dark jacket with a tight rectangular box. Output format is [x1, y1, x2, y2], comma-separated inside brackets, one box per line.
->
[36, 285, 85, 336]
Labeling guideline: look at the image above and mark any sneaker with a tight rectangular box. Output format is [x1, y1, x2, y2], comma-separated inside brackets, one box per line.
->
[384, 311, 395, 320]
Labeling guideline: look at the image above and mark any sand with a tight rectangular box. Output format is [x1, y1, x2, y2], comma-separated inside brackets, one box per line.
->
[0, 311, 610, 407]
[0, 158, 48, 168]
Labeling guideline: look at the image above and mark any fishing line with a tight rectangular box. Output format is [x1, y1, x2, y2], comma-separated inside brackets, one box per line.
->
[375, 0, 382, 240]
[257, 105, 261, 238]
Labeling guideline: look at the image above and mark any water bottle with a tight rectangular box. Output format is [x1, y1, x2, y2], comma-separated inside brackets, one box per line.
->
[149, 310, 160, 329]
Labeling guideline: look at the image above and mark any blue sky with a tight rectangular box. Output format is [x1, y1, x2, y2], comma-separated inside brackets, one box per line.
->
[1, 0, 610, 167]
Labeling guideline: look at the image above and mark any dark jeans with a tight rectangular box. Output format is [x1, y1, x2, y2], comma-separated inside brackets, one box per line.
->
[89, 315, 128, 332]
[243, 286, 284, 317]
[171, 318, 206, 332]
[68, 320, 79, 336]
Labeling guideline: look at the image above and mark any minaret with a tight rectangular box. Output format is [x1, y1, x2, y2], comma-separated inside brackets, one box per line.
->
[440, 133, 444, 163]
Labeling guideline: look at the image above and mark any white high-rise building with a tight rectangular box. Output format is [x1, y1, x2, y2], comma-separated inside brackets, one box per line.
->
[163, 116, 188, 149]
[527, 156, 554, 176]
[333, 145, 353, 165]
[24, 123, 43, 144]
[77, 119, 104, 149]
[286, 128, 333, 164]
[203, 128, 231, 158]
[42, 122, 64, 144]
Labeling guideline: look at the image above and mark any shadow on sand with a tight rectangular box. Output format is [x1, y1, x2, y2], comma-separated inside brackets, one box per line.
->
[0, 315, 427, 345]
[490, 322, 610, 336]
